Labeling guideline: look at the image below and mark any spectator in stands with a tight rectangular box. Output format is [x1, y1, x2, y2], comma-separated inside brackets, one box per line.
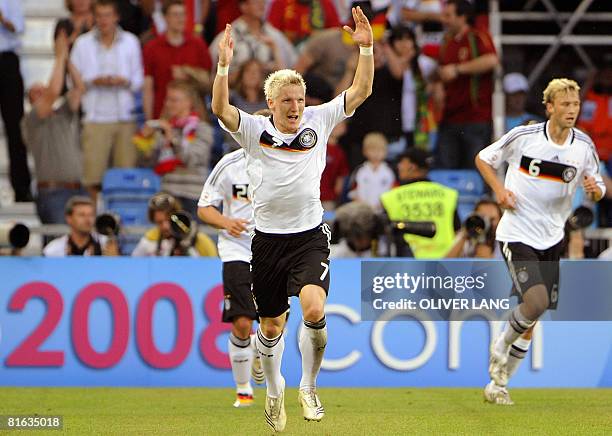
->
[321, 121, 350, 211]
[22, 31, 86, 226]
[303, 71, 333, 105]
[143, 0, 212, 120]
[117, 0, 152, 37]
[206, 0, 240, 41]
[435, 0, 498, 169]
[338, 41, 403, 169]
[210, 0, 297, 78]
[132, 192, 217, 256]
[348, 132, 395, 213]
[0, 0, 32, 202]
[43, 196, 119, 256]
[382, 25, 437, 151]
[294, 27, 356, 90]
[54, 0, 94, 45]
[446, 198, 502, 258]
[70, 0, 144, 201]
[387, 0, 444, 54]
[381, 148, 460, 258]
[138, 80, 214, 218]
[230, 59, 267, 113]
[579, 61, 612, 165]
[503, 72, 541, 133]
[267, 0, 341, 46]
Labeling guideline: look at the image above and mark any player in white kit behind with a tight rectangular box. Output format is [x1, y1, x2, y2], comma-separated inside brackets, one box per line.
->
[198, 144, 264, 408]
[476, 78, 606, 404]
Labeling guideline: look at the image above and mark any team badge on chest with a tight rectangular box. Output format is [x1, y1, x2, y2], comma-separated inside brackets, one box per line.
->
[298, 128, 318, 149]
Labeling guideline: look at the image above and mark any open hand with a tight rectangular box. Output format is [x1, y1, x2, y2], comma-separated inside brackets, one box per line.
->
[218, 24, 234, 67]
[342, 6, 373, 47]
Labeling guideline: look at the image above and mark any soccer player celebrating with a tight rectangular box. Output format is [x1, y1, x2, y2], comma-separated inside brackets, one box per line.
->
[211, 7, 374, 432]
[198, 146, 264, 408]
[476, 78, 606, 404]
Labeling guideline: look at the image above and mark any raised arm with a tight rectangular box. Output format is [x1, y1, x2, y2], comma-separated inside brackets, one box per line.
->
[34, 31, 70, 119]
[343, 7, 374, 115]
[211, 24, 240, 132]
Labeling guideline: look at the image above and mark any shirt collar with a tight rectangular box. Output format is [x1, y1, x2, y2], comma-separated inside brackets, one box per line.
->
[94, 26, 123, 45]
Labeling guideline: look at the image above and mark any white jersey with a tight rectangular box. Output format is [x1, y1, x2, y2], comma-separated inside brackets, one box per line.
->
[220, 91, 353, 234]
[198, 149, 253, 263]
[479, 121, 605, 249]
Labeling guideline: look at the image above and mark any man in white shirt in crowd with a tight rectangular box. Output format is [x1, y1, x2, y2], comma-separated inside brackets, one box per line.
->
[70, 0, 143, 201]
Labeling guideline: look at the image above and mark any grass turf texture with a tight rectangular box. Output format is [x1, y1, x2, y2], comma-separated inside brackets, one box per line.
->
[1, 387, 611, 435]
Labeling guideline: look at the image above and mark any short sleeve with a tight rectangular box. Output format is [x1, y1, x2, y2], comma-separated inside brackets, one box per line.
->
[310, 91, 354, 137]
[584, 143, 607, 198]
[218, 109, 262, 153]
[198, 163, 226, 208]
[478, 127, 521, 169]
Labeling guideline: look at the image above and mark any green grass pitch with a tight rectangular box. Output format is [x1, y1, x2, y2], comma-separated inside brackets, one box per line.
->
[2, 387, 611, 435]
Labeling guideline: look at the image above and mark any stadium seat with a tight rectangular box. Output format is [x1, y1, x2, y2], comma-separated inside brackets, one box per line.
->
[101, 168, 161, 226]
[429, 169, 485, 204]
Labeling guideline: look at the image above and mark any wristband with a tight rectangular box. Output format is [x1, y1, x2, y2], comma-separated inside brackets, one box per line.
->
[217, 64, 229, 76]
[359, 45, 373, 56]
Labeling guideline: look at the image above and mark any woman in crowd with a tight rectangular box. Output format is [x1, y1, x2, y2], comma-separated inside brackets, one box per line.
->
[230, 59, 267, 114]
[137, 80, 214, 218]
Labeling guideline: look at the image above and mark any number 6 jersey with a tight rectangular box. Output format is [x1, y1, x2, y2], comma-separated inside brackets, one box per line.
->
[199, 149, 253, 263]
[478, 121, 606, 249]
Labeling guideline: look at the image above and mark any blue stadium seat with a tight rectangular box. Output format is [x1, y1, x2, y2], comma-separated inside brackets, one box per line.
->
[429, 169, 485, 203]
[102, 168, 161, 194]
[102, 168, 161, 226]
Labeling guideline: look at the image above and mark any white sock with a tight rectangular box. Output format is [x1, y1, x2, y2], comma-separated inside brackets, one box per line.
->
[228, 333, 253, 395]
[299, 317, 327, 391]
[497, 306, 535, 354]
[256, 328, 285, 398]
[507, 336, 532, 379]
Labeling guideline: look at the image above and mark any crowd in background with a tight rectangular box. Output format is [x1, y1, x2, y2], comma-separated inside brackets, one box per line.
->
[1, 0, 612, 258]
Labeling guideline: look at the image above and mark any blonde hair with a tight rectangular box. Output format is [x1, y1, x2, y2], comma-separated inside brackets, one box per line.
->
[263, 69, 306, 100]
[363, 132, 388, 152]
[542, 78, 580, 105]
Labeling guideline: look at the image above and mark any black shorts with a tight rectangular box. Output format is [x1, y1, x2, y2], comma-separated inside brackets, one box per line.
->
[499, 239, 566, 310]
[222, 261, 257, 322]
[251, 223, 331, 318]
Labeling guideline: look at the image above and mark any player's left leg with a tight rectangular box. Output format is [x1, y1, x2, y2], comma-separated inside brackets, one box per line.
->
[298, 284, 327, 421]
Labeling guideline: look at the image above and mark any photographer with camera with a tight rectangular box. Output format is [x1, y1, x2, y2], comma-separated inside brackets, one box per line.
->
[132, 192, 217, 257]
[330, 201, 381, 258]
[381, 148, 460, 258]
[43, 196, 119, 256]
[446, 198, 502, 258]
